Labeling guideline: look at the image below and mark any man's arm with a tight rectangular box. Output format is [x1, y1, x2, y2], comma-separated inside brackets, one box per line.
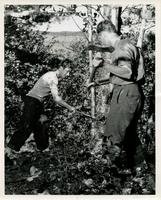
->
[87, 54, 109, 88]
[87, 60, 132, 88]
[97, 78, 110, 83]
[50, 83, 75, 112]
[87, 77, 110, 88]
[53, 96, 75, 111]
[105, 60, 132, 79]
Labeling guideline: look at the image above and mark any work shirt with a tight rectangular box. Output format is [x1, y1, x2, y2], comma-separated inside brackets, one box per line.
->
[27, 71, 58, 102]
[109, 39, 144, 85]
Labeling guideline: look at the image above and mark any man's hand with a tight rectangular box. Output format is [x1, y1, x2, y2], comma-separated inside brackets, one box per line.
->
[54, 96, 77, 113]
[92, 57, 103, 68]
[93, 52, 103, 68]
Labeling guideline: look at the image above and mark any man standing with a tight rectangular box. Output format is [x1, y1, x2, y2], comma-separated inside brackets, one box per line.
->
[89, 20, 145, 170]
[7, 59, 75, 153]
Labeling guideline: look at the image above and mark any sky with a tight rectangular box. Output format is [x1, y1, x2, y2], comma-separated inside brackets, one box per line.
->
[34, 15, 85, 32]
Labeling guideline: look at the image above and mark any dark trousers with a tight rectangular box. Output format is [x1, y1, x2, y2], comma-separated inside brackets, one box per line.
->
[104, 83, 144, 168]
[8, 96, 49, 151]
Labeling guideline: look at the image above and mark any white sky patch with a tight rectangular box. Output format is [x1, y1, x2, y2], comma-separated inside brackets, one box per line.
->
[33, 15, 84, 32]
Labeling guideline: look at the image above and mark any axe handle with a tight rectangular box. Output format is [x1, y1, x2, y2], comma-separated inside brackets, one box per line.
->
[76, 111, 96, 120]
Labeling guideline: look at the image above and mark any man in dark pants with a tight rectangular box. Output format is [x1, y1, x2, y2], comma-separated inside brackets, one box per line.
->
[7, 59, 75, 154]
[88, 20, 145, 170]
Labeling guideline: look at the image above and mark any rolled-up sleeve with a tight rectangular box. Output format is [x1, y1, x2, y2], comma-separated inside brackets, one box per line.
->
[105, 59, 132, 80]
[117, 59, 132, 78]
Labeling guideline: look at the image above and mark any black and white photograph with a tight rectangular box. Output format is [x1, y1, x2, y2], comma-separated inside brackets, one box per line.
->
[3, 1, 159, 196]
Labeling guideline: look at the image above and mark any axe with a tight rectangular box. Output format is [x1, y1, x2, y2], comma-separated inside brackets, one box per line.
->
[75, 110, 96, 120]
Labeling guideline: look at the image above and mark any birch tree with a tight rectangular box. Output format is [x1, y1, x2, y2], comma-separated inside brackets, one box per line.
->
[137, 5, 147, 49]
[87, 6, 96, 136]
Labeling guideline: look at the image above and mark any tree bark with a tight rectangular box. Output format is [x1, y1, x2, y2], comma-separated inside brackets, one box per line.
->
[137, 5, 147, 49]
[111, 6, 122, 34]
[87, 7, 96, 136]
[103, 5, 111, 19]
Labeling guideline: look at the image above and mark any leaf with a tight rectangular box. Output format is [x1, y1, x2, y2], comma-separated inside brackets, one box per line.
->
[90, 139, 103, 155]
[83, 179, 93, 187]
[38, 189, 50, 195]
[77, 162, 85, 170]
[49, 171, 57, 181]
[26, 177, 34, 182]
[26, 166, 42, 182]
[122, 188, 132, 194]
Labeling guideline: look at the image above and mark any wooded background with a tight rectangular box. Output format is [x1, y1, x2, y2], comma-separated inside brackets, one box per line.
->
[5, 4, 155, 195]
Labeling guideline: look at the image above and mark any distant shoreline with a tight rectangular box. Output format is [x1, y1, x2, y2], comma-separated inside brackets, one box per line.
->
[41, 31, 84, 37]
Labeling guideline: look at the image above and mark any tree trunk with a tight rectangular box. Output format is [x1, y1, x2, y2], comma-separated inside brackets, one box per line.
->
[103, 5, 111, 19]
[137, 5, 147, 49]
[87, 7, 96, 136]
[111, 7, 122, 35]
